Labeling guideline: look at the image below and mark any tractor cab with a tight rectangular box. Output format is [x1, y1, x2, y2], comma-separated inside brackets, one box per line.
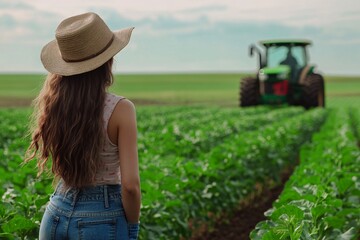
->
[240, 39, 325, 109]
[256, 40, 311, 83]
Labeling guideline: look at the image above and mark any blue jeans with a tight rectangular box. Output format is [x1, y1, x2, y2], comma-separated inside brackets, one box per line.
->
[39, 182, 139, 239]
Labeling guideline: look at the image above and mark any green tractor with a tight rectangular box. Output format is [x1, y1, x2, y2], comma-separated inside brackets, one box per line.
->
[240, 39, 325, 109]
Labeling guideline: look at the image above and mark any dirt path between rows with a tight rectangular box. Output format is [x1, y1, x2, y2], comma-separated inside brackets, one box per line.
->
[192, 167, 294, 240]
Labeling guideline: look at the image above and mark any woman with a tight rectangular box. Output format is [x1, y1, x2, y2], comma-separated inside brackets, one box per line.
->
[25, 12, 141, 239]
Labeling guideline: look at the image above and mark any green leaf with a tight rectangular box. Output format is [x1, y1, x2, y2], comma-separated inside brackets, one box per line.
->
[311, 206, 328, 220]
[262, 230, 282, 240]
[34, 195, 50, 209]
[1, 215, 37, 233]
[336, 207, 360, 218]
[336, 178, 354, 195]
[325, 198, 343, 208]
[324, 216, 345, 229]
[164, 199, 182, 208]
[274, 189, 301, 207]
[270, 205, 304, 223]
[271, 223, 290, 240]
[0, 232, 15, 239]
[0, 204, 6, 216]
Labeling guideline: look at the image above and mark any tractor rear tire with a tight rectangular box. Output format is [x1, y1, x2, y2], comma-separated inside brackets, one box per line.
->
[240, 77, 260, 107]
[302, 73, 325, 109]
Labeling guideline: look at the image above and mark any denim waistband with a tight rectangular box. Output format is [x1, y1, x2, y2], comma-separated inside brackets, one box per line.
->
[54, 181, 122, 204]
[48, 182, 124, 218]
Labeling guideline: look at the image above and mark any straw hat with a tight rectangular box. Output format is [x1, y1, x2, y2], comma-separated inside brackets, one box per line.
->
[41, 12, 134, 76]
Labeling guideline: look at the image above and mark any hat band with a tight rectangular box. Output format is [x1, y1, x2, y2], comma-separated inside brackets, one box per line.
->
[62, 35, 115, 63]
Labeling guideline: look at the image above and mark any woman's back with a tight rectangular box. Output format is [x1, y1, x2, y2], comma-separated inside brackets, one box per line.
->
[95, 93, 125, 185]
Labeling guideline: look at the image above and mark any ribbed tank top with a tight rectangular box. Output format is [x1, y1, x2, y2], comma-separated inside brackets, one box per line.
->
[94, 93, 125, 185]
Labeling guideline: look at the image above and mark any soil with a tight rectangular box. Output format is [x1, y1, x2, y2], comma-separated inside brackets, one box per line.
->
[0, 97, 33, 107]
[327, 92, 360, 97]
[0, 97, 237, 108]
[192, 168, 294, 240]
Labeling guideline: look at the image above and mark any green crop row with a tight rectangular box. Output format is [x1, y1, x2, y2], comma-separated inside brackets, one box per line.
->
[139, 107, 304, 159]
[350, 108, 360, 143]
[137, 105, 270, 133]
[139, 108, 327, 239]
[250, 108, 360, 240]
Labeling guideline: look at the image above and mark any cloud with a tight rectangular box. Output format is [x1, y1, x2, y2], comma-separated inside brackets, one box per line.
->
[0, 14, 17, 29]
[19, 0, 360, 28]
[180, 4, 228, 14]
[0, 1, 32, 9]
[1, 1, 360, 75]
[0, 2, 60, 44]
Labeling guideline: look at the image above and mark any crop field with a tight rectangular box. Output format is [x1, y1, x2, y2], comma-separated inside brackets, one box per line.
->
[0, 73, 359, 239]
[1, 106, 359, 239]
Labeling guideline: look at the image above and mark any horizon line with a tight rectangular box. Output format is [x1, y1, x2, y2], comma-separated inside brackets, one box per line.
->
[0, 71, 359, 77]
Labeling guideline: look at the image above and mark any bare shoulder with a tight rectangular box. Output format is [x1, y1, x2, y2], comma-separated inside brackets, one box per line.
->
[115, 98, 136, 113]
[112, 98, 137, 125]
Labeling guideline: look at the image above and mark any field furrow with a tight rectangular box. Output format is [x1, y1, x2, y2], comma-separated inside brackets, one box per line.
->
[250, 109, 360, 240]
[139, 108, 326, 239]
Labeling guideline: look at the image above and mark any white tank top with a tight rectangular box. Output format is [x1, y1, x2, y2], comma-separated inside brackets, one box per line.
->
[94, 92, 125, 185]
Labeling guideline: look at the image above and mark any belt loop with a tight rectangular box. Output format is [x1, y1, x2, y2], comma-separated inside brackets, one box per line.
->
[104, 185, 109, 208]
[71, 189, 79, 207]
[54, 181, 60, 196]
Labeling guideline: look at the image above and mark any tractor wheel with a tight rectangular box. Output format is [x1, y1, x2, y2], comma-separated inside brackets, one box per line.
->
[240, 77, 260, 107]
[302, 73, 325, 109]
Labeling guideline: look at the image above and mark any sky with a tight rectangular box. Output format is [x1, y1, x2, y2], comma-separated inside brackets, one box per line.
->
[1, 0, 360, 75]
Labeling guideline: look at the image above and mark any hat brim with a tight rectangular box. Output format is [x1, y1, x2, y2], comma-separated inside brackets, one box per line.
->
[41, 27, 134, 76]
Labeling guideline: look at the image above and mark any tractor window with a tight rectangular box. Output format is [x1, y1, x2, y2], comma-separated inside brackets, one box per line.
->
[291, 47, 305, 67]
[267, 46, 306, 68]
[267, 46, 288, 68]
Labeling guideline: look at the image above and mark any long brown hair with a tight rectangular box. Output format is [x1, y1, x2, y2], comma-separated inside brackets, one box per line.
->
[26, 58, 114, 188]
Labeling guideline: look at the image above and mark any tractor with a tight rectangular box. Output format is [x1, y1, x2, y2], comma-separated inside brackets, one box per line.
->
[240, 39, 325, 109]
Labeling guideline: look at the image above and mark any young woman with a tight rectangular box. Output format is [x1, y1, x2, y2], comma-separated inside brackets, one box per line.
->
[25, 12, 141, 239]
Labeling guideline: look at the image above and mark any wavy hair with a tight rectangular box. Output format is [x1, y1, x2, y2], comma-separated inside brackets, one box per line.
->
[26, 58, 114, 189]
